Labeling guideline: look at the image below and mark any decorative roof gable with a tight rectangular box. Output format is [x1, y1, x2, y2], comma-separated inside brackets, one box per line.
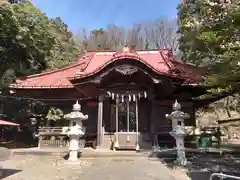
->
[10, 49, 202, 89]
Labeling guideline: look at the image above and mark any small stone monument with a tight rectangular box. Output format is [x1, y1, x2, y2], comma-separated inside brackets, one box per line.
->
[64, 101, 88, 162]
[166, 100, 190, 166]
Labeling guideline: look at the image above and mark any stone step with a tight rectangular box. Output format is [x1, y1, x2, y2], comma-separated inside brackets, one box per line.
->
[102, 135, 114, 149]
[12, 148, 153, 158]
[103, 134, 153, 150]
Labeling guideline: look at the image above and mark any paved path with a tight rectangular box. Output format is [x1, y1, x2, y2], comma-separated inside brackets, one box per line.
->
[78, 158, 176, 180]
[1, 156, 177, 180]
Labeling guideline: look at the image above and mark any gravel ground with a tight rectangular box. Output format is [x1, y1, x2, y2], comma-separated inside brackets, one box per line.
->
[170, 167, 191, 180]
[0, 155, 177, 180]
[0, 155, 91, 180]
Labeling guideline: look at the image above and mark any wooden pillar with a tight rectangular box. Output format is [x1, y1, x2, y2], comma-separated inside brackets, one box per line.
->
[114, 97, 119, 150]
[149, 92, 156, 148]
[148, 92, 154, 132]
[135, 98, 140, 151]
[127, 99, 130, 133]
[97, 96, 104, 147]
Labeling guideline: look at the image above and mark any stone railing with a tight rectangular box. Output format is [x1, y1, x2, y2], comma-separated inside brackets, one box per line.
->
[37, 127, 86, 148]
[38, 136, 85, 149]
[39, 138, 68, 148]
[38, 126, 66, 135]
[39, 139, 86, 148]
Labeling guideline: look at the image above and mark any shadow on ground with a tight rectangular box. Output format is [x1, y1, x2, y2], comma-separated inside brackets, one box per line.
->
[155, 144, 240, 180]
[0, 169, 22, 179]
[63, 152, 82, 160]
[0, 141, 36, 149]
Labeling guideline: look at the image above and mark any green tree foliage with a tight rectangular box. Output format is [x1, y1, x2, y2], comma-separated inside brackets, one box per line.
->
[47, 17, 79, 69]
[46, 107, 63, 121]
[0, 1, 79, 124]
[0, 1, 79, 88]
[0, 94, 47, 125]
[178, 0, 240, 89]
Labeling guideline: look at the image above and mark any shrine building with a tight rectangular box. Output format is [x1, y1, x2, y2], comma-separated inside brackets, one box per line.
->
[9, 47, 211, 150]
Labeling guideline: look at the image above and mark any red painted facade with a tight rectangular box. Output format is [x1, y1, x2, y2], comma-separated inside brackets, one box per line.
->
[11, 48, 209, 150]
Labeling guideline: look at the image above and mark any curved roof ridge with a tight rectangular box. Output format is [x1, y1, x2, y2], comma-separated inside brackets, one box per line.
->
[84, 49, 163, 53]
[69, 53, 176, 80]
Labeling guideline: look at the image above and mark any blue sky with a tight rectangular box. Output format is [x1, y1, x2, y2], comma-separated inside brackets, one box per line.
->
[32, 0, 180, 33]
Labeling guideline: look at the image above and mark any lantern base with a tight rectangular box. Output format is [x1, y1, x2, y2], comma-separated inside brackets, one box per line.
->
[136, 144, 140, 152]
[68, 150, 79, 162]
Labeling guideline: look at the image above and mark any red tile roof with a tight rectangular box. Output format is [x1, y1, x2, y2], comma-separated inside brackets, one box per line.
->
[0, 120, 19, 126]
[10, 49, 202, 89]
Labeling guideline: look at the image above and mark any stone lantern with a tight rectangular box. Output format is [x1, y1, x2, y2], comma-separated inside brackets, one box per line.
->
[64, 101, 88, 162]
[166, 100, 190, 165]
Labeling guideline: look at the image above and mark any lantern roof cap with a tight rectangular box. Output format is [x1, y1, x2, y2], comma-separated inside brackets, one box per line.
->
[73, 100, 81, 111]
[173, 100, 181, 110]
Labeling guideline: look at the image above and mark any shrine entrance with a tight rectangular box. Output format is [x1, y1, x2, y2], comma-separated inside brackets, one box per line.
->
[118, 100, 136, 133]
[95, 63, 155, 150]
[106, 90, 149, 151]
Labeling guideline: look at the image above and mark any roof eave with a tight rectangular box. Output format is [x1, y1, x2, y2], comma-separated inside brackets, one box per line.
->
[9, 85, 74, 89]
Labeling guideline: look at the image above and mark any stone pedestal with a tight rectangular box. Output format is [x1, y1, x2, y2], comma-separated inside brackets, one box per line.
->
[170, 131, 187, 165]
[68, 134, 81, 161]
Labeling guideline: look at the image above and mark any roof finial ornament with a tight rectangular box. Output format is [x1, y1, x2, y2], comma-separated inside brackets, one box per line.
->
[123, 45, 130, 53]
